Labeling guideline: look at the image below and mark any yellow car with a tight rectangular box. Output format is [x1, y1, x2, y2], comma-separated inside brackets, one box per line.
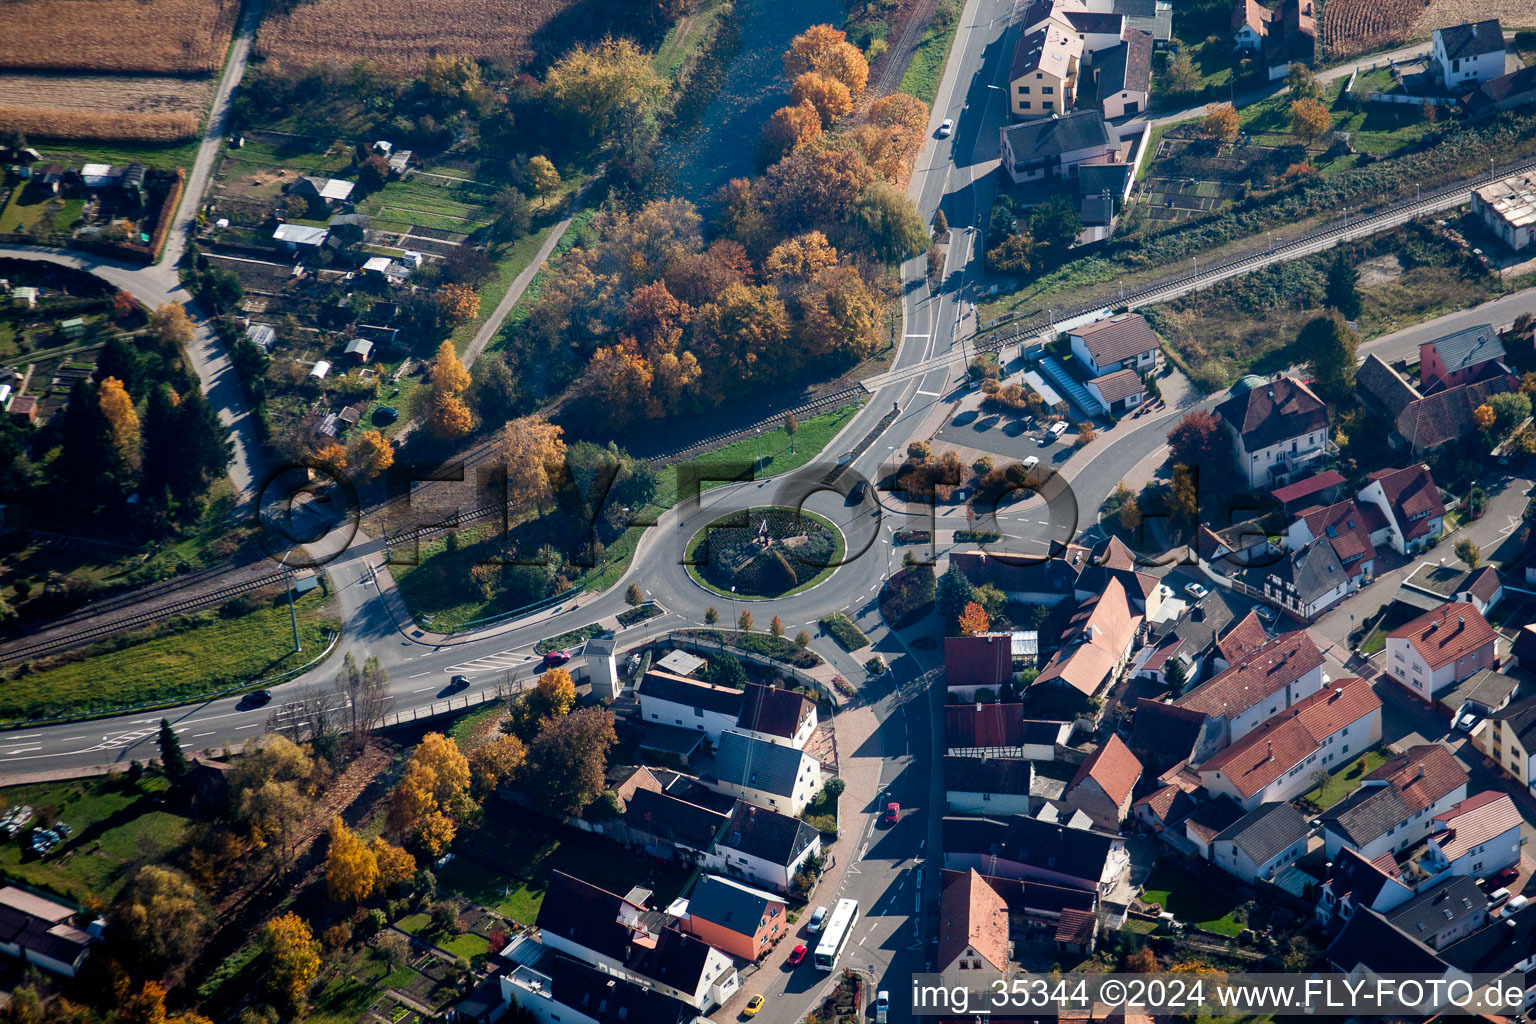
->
[744, 995, 766, 1018]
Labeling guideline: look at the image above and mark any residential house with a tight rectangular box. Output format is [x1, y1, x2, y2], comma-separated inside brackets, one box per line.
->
[947, 703, 1027, 758]
[1384, 602, 1497, 702]
[1060, 735, 1143, 831]
[945, 756, 1034, 816]
[1261, 540, 1354, 620]
[1095, 29, 1154, 117]
[1260, 0, 1317, 80]
[1397, 375, 1514, 454]
[1085, 368, 1146, 416]
[1009, 16, 1083, 118]
[1285, 499, 1383, 586]
[734, 683, 817, 749]
[1215, 375, 1330, 488]
[999, 110, 1117, 184]
[1062, 9, 1126, 53]
[711, 800, 823, 894]
[1319, 744, 1468, 861]
[1355, 354, 1420, 419]
[1384, 876, 1488, 950]
[1438, 667, 1519, 730]
[941, 814, 1132, 899]
[1136, 588, 1260, 689]
[1416, 791, 1524, 883]
[1126, 700, 1215, 776]
[1471, 694, 1536, 796]
[1181, 795, 1247, 860]
[1068, 313, 1159, 376]
[938, 869, 1011, 980]
[1419, 325, 1506, 393]
[1272, 470, 1347, 515]
[1197, 677, 1383, 810]
[1324, 907, 1450, 978]
[534, 872, 739, 1011]
[1467, 66, 1536, 119]
[1173, 628, 1327, 757]
[1020, 719, 1072, 759]
[272, 223, 328, 249]
[1455, 566, 1504, 616]
[1472, 174, 1536, 251]
[1232, 0, 1271, 51]
[1433, 19, 1506, 89]
[1033, 577, 1142, 698]
[680, 875, 787, 961]
[945, 633, 1014, 698]
[637, 670, 742, 744]
[1129, 762, 1202, 832]
[707, 731, 821, 815]
[498, 945, 700, 1024]
[1440, 903, 1536, 1016]
[0, 887, 93, 978]
[1356, 464, 1446, 555]
[1210, 801, 1310, 884]
[1314, 847, 1418, 931]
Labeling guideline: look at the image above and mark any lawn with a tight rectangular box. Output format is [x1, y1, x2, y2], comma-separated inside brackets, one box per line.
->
[0, 589, 339, 724]
[220, 136, 354, 177]
[1139, 860, 1245, 936]
[438, 813, 693, 926]
[1296, 747, 1391, 812]
[0, 773, 188, 906]
[446, 216, 564, 355]
[36, 139, 199, 170]
[1, 184, 83, 235]
[654, 0, 730, 80]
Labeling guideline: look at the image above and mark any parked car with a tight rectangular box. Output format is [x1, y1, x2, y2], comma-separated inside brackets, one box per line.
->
[1489, 887, 1512, 907]
[937, 119, 954, 138]
[1495, 866, 1520, 884]
[541, 650, 571, 669]
[1021, 456, 1039, 472]
[1184, 583, 1209, 601]
[744, 995, 766, 1018]
[876, 991, 890, 1024]
[1254, 605, 1277, 624]
[883, 802, 900, 825]
[808, 906, 828, 932]
[786, 944, 807, 966]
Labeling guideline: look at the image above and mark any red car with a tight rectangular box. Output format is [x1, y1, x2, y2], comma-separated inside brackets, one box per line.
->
[883, 802, 900, 825]
[1495, 866, 1520, 884]
[541, 650, 572, 669]
[786, 944, 807, 966]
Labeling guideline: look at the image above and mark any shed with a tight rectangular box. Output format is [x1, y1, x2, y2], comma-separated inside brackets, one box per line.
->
[273, 224, 329, 248]
[246, 323, 276, 352]
[344, 338, 373, 362]
[58, 318, 85, 339]
[361, 256, 392, 276]
[310, 360, 331, 380]
[12, 287, 37, 309]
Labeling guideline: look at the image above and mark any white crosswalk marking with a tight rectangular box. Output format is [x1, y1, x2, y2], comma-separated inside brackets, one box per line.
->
[446, 648, 535, 675]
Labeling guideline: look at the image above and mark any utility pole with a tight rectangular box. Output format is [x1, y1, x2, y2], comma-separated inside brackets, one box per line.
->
[287, 572, 301, 654]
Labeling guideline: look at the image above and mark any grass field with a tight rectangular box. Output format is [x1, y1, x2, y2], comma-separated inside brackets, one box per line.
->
[255, 0, 575, 74]
[899, 6, 961, 106]
[33, 139, 201, 169]
[0, 590, 339, 725]
[1297, 747, 1391, 811]
[0, 185, 83, 235]
[654, 0, 730, 80]
[439, 813, 692, 925]
[1139, 860, 1245, 936]
[0, 773, 189, 906]
[0, 0, 238, 73]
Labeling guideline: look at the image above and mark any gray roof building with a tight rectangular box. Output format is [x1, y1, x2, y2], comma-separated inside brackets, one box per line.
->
[1000, 110, 1112, 159]
[1424, 324, 1505, 380]
[1266, 539, 1347, 606]
[1384, 876, 1487, 949]
[1437, 19, 1505, 60]
[1356, 353, 1420, 416]
[713, 731, 815, 799]
[1097, 29, 1154, 94]
[685, 875, 781, 932]
[1213, 800, 1309, 866]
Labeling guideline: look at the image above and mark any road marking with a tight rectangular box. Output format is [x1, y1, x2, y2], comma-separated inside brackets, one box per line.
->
[193, 731, 216, 738]
[916, 389, 941, 396]
[236, 723, 259, 730]
[409, 671, 431, 678]
[903, 334, 931, 339]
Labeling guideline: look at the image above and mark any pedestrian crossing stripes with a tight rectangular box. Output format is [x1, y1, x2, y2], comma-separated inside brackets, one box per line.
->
[445, 647, 537, 675]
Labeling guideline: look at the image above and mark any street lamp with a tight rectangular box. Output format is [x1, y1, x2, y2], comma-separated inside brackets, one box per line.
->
[755, 427, 762, 473]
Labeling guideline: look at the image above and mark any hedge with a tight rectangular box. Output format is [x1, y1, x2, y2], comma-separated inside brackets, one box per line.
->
[819, 613, 870, 652]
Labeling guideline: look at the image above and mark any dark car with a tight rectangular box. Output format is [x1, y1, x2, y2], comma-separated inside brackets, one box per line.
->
[373, 406, 400, 425]
[541, 650, 572, 669]
[847, 480, 869, 505]
[240, 689, 273, 709]
[449, 675, 470, 691]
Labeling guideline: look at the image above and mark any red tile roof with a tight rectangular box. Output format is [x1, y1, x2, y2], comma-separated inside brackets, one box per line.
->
[1272, 470, 1346, 506]
[1054, 907, 1096, 946]
[1432, 791, 1522, 861]
[945, 634, 1014, 689]
[1298, 499, 1379, 573]
[1397, 377, 1514, 451]
[1387, 602, 1496, 671]
[939, 869, 1010, 972]
[1462, 566, 1502, 605]
[947, 703, 1025, 751]
[1200, 677, 1381, 798]
[1035, 578, 1142, 696]
[1366, 465, 1446, 541]
[1071, 314, 1159, 367]
[1216, 611, 1269, 666]
[1176, 629, 1324, 721]
[1090, 368, 1146, 404]
[1066, 734, 1143, 807]
[1365, 743, 1468, 814]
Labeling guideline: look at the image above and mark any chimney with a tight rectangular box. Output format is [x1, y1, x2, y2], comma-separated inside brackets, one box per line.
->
[1267, 739, 1273, 760]
[1458, 616, 1465, 629]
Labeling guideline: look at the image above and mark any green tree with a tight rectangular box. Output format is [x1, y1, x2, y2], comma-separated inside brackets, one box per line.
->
[490, 187, 533, 243]
[1298, 311, 1359, 404]
[848, 181, 929, 260]
[544, 37, 665, 146]
[1162, 51, 1201, 93]
[110, 865, 211, 971]
[1324, 249, 1362, 320]
[1456, 539, 1481, 569]
[159, 718, 188, 780]
[523, 708, 618, 815]
[1165, 657, 1188, 697]
[1027, 195, 1083, 261]
[936, 563, 977, 632]
[1487, 391, 1532, 435]
[1287, 63, 1320, 100]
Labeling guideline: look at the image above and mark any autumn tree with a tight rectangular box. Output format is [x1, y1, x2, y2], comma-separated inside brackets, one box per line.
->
[1289, 98, 1332, 142]
[1473, 403, 1497, 432]
[545, 37, 665, 143]
[770, 615, 785, 637]
[527, 154, 561, 199]
[784, 410, 798, 451]
[1167, 410, 1224, 468]
[425, 340, 473, 440]
[783, 25, 868, 95]
[1169, 463, 1199, 527]
[495, 415, 567, 511]
[763, 103, 824, 163]
[469, 734, 527, 798]
[626, 583, 644, 606]
[510, 667, 577, 737]
[263, 913, 321, 1012]
[1203, 103, 1240, 142]
[694, 283, 791, 387]
[791, 72, 853, 124]
[799, 265, 881, 360]
[110, 865, 210, 971]
[1119, 494, 1143, 532]
[388, 732, 472, 856]
[739, 610, 754, 631]
[957, 601, 990, 636]
[705, 606, 719, 624]
[98, 376, 141, 471]
[524, 707, 618, 815]
[764, 231, 840, 287]
[1298, 311, 1359, 404]
[325, 817, 378, 905]
[1075, 422, 1096, 447]
[438, 283, 480, 325]
[369, 836, 416, 889]
[149, 303, 195, 349]
[347, 430, 395, 483]
[937, 562, 978, 629]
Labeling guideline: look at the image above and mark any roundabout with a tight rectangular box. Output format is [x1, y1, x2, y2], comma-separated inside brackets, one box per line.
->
[684, 506, 846, 601]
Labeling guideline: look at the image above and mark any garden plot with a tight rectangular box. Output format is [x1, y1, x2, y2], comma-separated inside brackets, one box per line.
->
[356, 178, 497, 238]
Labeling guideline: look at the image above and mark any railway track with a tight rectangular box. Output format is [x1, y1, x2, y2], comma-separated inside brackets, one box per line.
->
[871, 0, 938, 97]
[4, 557, 242, 637]
[0, 569, 292, 666]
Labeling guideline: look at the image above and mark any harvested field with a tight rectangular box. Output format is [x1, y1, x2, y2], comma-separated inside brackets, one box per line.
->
[1322, 0, 1533, 60]
[256, 0, 575, 74]
[0, 73, 210, 142]
[0, 0, 239, 73]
